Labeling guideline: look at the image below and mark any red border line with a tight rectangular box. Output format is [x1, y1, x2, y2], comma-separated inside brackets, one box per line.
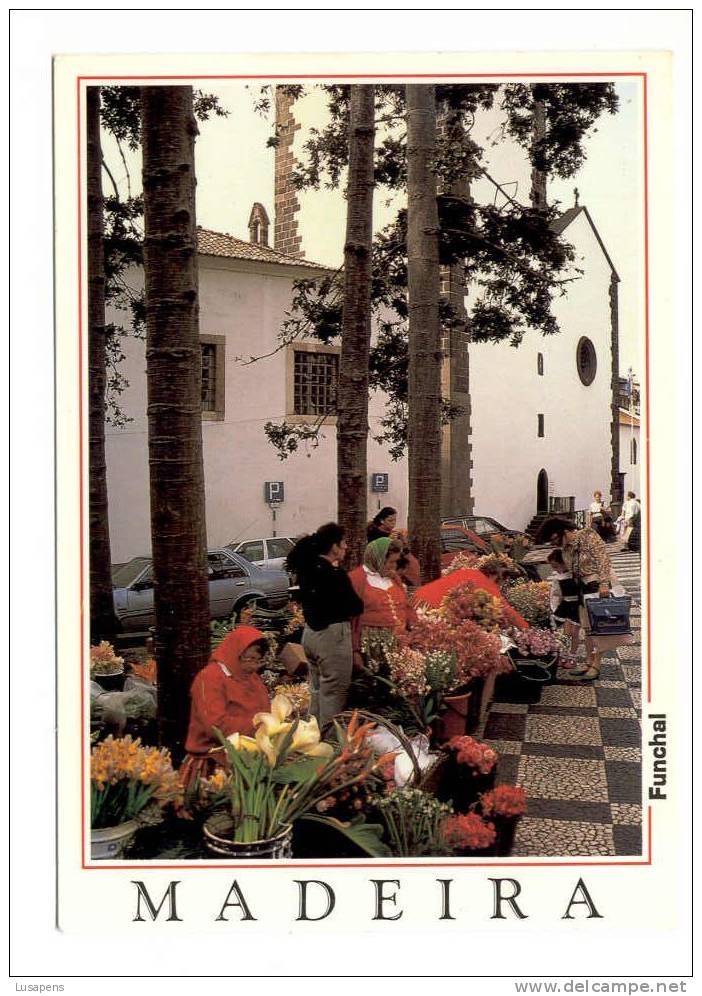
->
[77, 76, 86, 865]
[77, 71, 651, 870]
[78, 72, 645, 81]
[643, 74, 652, 705]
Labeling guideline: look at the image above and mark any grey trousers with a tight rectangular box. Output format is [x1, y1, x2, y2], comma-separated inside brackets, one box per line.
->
[302, 621, 353, 729]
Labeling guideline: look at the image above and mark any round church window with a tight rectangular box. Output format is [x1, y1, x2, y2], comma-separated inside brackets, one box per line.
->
[576, 337, 597, 386]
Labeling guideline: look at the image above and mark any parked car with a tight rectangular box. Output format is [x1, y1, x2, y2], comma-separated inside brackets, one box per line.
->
[440, 523, 491, 568]
[111, 548, 290, 633]
[227, 536, 297, 571]
[442, 514, 522, 539]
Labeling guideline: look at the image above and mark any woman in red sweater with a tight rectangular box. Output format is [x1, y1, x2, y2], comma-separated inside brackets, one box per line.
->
[180, 626, 270, 789]
[349, 538, 415, 659]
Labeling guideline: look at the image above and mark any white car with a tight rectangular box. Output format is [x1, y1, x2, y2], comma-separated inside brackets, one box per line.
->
[227, 536, 297, 571]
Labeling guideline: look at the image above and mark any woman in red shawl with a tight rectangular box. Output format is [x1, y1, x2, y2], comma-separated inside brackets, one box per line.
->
[180, 626, 270, 788]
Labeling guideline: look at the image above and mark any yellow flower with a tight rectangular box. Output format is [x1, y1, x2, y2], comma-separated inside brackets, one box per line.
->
[253, 693, 294, 736]
[226, 732, 260, 753]
[290, 718, 334, 758]
[254, 727, 279, 766]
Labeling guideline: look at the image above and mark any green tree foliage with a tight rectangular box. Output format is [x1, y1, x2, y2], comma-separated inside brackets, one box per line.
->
[260, 82, 617, 460]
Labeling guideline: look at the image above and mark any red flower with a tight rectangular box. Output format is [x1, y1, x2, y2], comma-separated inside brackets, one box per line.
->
[445, 735, 497, 775]
[480, 784, 528, 818]
[443, 812, 496, 851]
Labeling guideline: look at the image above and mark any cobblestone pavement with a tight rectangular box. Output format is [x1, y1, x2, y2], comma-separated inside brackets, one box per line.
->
[481, 545, 642, 857]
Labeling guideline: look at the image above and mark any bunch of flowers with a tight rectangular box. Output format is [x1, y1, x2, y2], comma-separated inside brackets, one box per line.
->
[272, 681, 310, 715]
[375, 787, 452, 857]
[512, 627, 561, 657]
[386, 646, 428, 699]
[90, 735, 183, 829]
[442, 811, 497, 852]
[424, 649, 457, 693]
[445, 735, 497, 775]
[90, 641, 124, 677]
[439, 581, 506, 631]
[476, 552, 522, 579]
[479, 784, 528, 819]
[410, 616, 508, 683]
[504, 581, 552, 628]
[489, 533, 532, 562]
[282, 602, 306, 636]
[209, 698, 392, 854]
[442, 550, 481, 575]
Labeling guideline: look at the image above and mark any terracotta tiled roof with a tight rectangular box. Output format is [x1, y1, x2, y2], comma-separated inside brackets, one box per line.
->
[196, 227, 330, 270]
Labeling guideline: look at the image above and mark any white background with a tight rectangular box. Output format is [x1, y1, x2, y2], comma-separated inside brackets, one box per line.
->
[8, 8, 693, 991]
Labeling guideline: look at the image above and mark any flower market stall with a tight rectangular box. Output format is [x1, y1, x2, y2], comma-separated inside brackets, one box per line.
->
[88, 556, 570, 861]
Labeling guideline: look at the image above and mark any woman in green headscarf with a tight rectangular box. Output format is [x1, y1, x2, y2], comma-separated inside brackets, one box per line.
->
[349, 538, 416, 659]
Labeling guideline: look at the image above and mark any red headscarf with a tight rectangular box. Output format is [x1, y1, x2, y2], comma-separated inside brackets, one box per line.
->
[184, 626, 271, 754]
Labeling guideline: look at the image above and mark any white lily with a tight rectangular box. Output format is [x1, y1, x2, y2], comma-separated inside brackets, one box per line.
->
[226, 732, 260, 753]
[254, 726, 279, 766]
[290, 717, 334, 758]
[253, 693, 294, 736]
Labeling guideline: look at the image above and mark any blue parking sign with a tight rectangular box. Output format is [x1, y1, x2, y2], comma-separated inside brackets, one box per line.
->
[371, 473, 389, 493]
[265, 481, 285, 503]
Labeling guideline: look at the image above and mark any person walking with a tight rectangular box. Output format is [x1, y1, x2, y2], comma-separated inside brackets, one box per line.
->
[537, 517, 614, 682]
[286, 523, 363, 728]
[622, 491, 641, 552]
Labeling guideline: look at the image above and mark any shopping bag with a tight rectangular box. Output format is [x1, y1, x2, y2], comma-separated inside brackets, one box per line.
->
[586, 595, 632, 636]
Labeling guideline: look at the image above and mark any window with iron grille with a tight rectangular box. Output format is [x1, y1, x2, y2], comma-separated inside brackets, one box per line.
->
[200, 335, 225, 420]
[293, 350, 339, 416]
[537, 352, 544, 375]
[538, 413, 545, 437]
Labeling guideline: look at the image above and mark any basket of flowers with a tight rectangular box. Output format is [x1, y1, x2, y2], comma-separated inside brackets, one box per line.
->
[90, 641, 125, 691]
[90, 735, 183, 859]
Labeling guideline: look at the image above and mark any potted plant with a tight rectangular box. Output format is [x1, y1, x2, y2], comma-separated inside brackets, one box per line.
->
[199, 695, 392, 859]
[479, 784, 528, 856]
[374, 787, 453, 857]
[90, 641, 125, 691]
[509, 627, 561, 680]
[441, 810, 497, 857]
[435, 735, 498, 813]
[90, 735, 183, 859]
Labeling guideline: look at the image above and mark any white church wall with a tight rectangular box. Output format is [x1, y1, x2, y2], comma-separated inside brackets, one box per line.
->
[105, 258, 409, 563]
[619, 420, 641, 498]
[469, 210, 615, 531]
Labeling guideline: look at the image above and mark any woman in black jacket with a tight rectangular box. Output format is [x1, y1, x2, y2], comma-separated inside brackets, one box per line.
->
[286, 523, 363, 727]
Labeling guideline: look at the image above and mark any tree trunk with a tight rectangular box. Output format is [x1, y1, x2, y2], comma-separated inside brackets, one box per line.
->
[336, 85, 375, 567]
[87, 87, 119, 642]
[406, 85, 442, 583]
[141, 86, 210, 757]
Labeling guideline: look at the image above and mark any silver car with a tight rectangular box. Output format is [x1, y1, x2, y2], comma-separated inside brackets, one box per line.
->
[112, 548, 290, 633]
[227, 536, 297, 571]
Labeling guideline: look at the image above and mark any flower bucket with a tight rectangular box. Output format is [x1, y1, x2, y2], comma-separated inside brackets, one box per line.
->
[92, 670, 125, 692]
[497, 653, 558, 704]
[493, 817, 520, 857]
[435, 760, 496, 814]
[91, 819, 139, 860]
[432, 692, 470, 742]
[203, 815, 293, 859]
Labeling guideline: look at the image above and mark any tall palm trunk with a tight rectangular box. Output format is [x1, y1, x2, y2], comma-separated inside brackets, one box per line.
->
[336, 85, 375, 566]
[141, 86, 210, 755]
[87, 86, 118, 641]
[406, 85, 442, 583]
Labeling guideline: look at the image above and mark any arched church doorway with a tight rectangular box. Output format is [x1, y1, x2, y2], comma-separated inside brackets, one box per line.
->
[537, 469, 549, 514]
